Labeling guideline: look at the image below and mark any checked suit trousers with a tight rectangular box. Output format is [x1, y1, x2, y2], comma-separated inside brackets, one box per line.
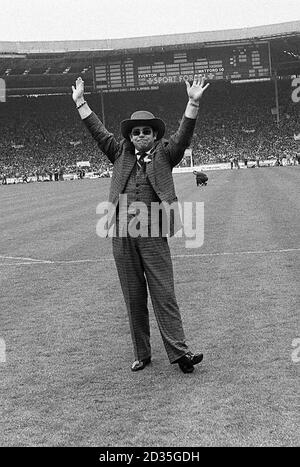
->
[112, 235, 189, 363]
[112, 162, 189, 363]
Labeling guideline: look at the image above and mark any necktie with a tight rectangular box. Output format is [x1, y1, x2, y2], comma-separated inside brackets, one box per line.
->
[137, 151, 147, 170]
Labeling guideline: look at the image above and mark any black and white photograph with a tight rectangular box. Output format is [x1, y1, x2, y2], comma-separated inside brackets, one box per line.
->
[0, 0, 299, 450]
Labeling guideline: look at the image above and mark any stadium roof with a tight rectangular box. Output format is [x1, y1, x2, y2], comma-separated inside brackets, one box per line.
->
[0, 20, 300, 55]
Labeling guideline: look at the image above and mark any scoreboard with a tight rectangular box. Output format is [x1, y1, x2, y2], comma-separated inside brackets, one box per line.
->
[94, 43, 271, 92]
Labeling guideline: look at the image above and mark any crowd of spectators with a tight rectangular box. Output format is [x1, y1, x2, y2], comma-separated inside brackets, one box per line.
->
[0, 93, 113, 181]
[191, 79, 300, 165]
[0, 79, 299, 183]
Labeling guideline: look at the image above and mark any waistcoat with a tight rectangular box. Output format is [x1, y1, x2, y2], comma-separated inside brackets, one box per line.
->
[116, 163, 161, 237]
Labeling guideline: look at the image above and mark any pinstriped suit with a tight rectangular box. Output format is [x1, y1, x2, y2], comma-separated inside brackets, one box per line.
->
[83, 112, 196, 363]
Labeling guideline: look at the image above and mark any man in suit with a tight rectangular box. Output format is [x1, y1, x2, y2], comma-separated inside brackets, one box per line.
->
[72, 76, 209, 373]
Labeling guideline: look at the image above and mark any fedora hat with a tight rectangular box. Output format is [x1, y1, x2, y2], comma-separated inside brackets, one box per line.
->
[121, 110, 165, 140]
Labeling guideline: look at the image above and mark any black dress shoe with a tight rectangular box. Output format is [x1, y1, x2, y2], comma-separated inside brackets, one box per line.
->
[176, 352, 203, 374]
[131, 357, 151, 372]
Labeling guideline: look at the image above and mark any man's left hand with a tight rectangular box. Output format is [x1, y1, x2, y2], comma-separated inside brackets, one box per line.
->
[185, 75, 210, 102]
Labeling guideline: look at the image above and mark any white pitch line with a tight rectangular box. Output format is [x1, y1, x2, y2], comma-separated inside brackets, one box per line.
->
[31, 258, 113, 264]
[0, 258, 114, 265]
[0, 247, 299, 267]
[172, 247, 300, 258]
[0, 254, 51, 263]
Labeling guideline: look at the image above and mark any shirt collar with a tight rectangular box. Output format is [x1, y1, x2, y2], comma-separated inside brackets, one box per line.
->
[135, 149, 152, 157]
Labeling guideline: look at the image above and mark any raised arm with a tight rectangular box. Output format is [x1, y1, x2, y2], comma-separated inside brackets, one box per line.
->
[72, 77, 92, 119]
[184, 75, 210, 118]
[167, 76, 210, 166]
[72, 77, 119, 162]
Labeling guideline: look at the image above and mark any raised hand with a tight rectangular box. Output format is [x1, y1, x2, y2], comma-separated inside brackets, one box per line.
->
[185, 75, 210, 103]
[72, 77, 85, 103]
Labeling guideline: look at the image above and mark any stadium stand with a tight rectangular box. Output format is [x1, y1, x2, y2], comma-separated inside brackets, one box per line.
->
[1, 79, 299, 181]
[1, 21, 300, 182]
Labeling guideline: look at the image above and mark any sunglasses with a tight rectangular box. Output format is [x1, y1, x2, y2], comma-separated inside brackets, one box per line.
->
[131, 128, 153, 136]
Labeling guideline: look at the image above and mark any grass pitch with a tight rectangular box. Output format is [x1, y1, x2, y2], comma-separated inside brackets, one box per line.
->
[0, 167, 299, 446]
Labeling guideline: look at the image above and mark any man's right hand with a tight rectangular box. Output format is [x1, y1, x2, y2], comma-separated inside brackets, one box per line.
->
[72, 76, 92, 119]
[72, 77, 85, 104]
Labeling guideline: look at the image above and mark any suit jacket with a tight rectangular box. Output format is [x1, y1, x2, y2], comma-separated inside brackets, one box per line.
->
[83, 112, 196, 236]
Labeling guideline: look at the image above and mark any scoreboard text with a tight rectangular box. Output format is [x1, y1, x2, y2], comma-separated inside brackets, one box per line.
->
[95, 43, 271, 92]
